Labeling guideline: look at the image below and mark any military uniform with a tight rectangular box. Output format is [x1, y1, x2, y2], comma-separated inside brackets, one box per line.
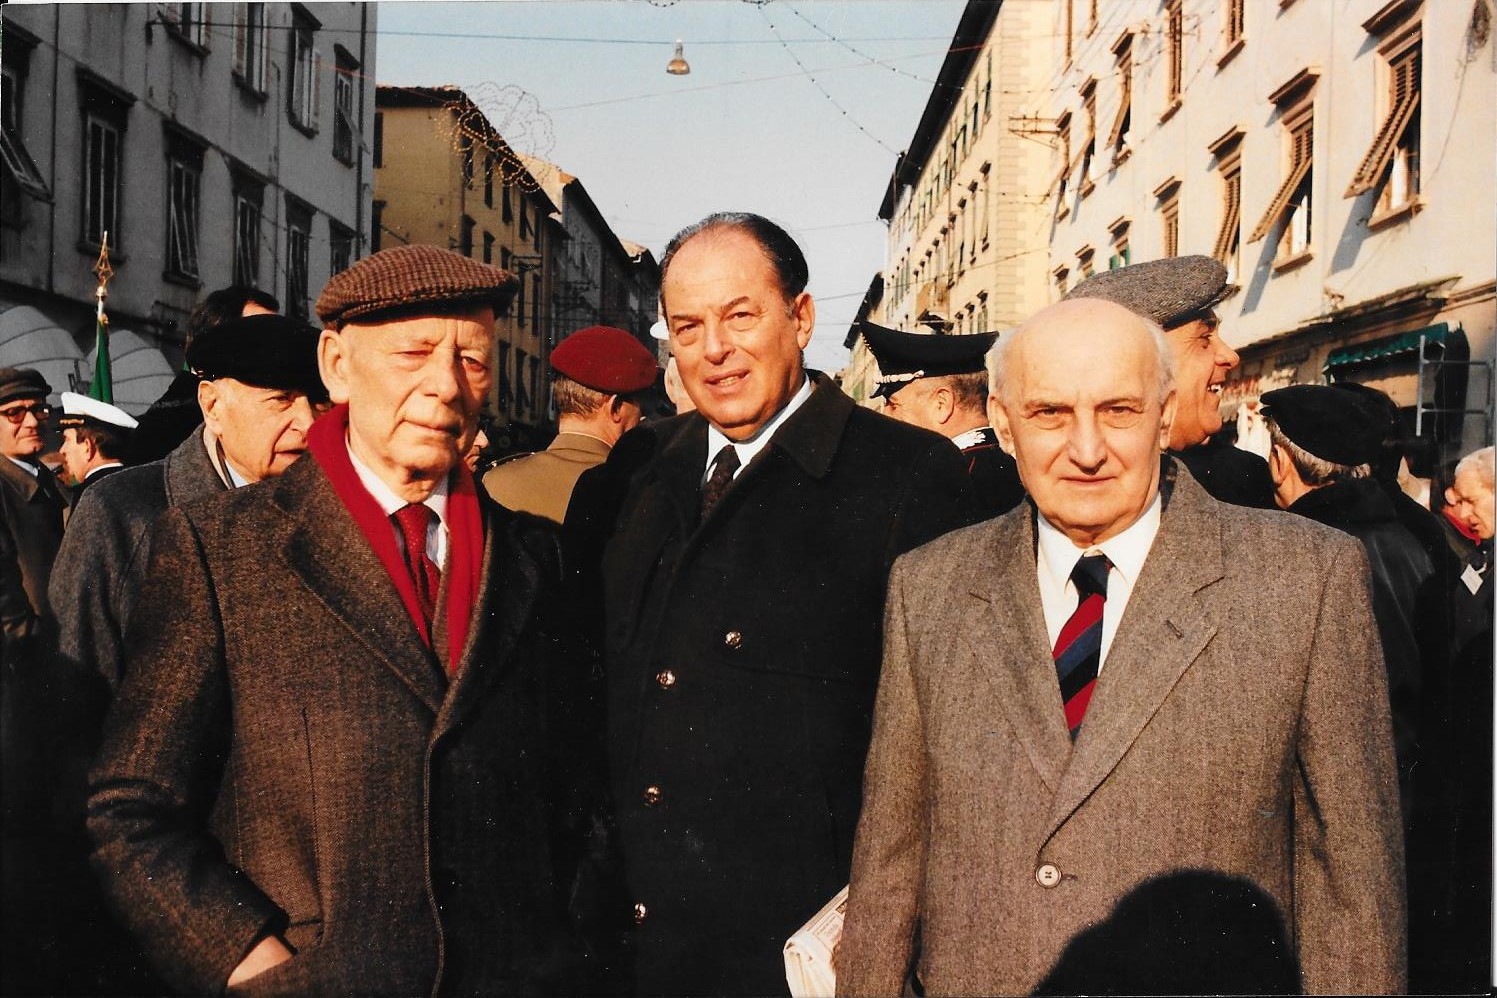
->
[483, 431, 612, 523]
[952, 425, 1025, 517]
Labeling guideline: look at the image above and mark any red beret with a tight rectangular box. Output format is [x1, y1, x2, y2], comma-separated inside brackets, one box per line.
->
[550, 326, 658, 394]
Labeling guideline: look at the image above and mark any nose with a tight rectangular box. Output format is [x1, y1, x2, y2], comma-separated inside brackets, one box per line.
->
[702, 320, 731, 365]
[1067, 411, 1107, 472]
[425, 349, 463, 403]
[1216, 336, 1240, 370]
[286, 395, 317, 434]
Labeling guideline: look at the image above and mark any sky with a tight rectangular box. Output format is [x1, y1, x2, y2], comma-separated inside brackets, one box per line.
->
[375, 0, 969, 371]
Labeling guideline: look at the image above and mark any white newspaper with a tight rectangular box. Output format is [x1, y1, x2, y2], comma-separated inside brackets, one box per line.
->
[784, 884, 849, 998]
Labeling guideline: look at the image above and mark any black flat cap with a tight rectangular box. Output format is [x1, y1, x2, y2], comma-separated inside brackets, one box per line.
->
[315, 244, 517, 328]
[0, 367, 50, 406]
[860, 320, 998, 399]
[186, 313, 327, 399]
[1065, 255, 1229, 329]
[1260, 384, 1384, 467]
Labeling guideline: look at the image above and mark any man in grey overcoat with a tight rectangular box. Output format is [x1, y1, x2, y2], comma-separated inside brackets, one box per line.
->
[89, 246, 613, 995]
[837, 298, 1406, 995]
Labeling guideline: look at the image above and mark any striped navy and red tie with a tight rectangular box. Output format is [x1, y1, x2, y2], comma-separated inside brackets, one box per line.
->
[1053, 553, 1110, 740]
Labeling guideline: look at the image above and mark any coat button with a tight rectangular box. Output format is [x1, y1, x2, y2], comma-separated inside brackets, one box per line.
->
[633, 902, 649, 924]
[1035, 863, 1061, 888]
[643, 785, 663, 806]
[656, 669, 677, 689]
[724, 630, 743, 649]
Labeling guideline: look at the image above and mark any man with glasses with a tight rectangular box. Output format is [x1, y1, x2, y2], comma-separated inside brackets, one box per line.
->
[0, 367, 67, 659]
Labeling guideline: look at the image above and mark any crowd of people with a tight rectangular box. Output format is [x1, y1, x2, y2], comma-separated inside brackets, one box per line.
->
[0, 213, 1491, 996]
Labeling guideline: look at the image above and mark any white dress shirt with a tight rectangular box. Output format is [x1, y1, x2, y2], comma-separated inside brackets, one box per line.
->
[702, 375, 814, 483]
[1036, 492, 1162, 671]
[5, 455, 39, 478]
[347, 441, 450, 568]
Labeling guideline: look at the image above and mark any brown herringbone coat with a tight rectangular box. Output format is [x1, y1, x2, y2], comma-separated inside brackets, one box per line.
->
[838, 465, 1406, 996]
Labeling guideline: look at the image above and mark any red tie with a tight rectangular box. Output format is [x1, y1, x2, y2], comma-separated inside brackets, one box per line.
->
[1053, 554, 1110, 739]
[393, 503, 441, 628]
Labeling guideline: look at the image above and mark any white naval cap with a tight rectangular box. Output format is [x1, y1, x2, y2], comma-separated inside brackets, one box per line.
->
[58, 391, 139, 431]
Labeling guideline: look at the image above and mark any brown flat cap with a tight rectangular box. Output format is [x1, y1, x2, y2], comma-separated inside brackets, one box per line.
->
[0, 367, 50, 406]
[315, 244, 518, 328]
[1065, 255, 1229, 329]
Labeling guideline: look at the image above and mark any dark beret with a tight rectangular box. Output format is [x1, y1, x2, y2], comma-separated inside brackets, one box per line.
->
[0, 367, 50, 406]
[187, 313, 327, 399]
[315, 244, 518, 328]
[1065, 255, 1229, 330]
[1261, 384, 1384, 467]
[860, 320, 998, 399]
[551, 326, 658, 394]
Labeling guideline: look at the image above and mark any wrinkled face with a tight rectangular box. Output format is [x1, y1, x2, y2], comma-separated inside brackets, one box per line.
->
[0, 396, 48, 460]
[1165, 313, 1237, 449]
[880, 381, 945, 435]
[991, 300, 1176, 547]
[664, 229, 813, 441]
[200, 378, 319, 483]
[322, 307, 495, 488]
[1447, 467, 1495, 540]
[59, 428, 95, 483]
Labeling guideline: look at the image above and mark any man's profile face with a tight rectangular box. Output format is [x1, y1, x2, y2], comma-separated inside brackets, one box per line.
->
[1447, 467, 1495, 540]
[664, 228, 813, 442]
[881, 381, 944, 435]
[1165, 313, 1237, 450]
[59, 428, 93, 484]
[991, 299, 1175, 547]
[200, 378, 318, 483]
[323, 306, 495, 486]
[0, 396, 47, 461]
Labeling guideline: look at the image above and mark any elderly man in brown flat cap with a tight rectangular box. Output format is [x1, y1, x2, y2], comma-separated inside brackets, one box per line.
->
[484, 324, 658, 523]
[88, 245, 615, 996]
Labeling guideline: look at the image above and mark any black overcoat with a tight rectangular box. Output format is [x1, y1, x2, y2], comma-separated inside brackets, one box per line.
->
[594, 376, 979, 995]
[87, 455, 611, 996]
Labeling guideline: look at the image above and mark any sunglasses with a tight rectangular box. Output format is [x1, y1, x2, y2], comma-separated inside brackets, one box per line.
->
[0, 403, 52, 425]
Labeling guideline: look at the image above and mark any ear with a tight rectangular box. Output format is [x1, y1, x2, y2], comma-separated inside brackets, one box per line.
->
[1268, 445, 1288, 487]
[931, 386, 955, 426]
[790, 292, 815, 351]
[318, 328, 353, 405]
[988, 393, 1016, 456]
[1157, 389, 1178, 451]
[197, 380, 225, 437]
[1445, 485, 1460, 507]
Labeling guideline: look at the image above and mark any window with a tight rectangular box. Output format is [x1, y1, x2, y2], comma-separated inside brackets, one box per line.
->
[288, 10, 320, 132]
[329, 222, 354, 276]
[501, 246, 511, 271]
[983, 53, 992, 121]
[529, 355, 540, 421]
[165, 130, 204, 281]
[460, 132, 474, 189]
[956, 198, 968, 273]
[1053, 265, 1070, 300]
[1055, 112, 1072, 210]
[285, 199, 313, 319]
[371, 199, 384, 253]
[497, 343, 511, 411]
[79, 73, 133, 250]
[515, 348, 530, 412]
[532, 207, 542, 252]
[502, 183, 513, 224]
[1108, 219, 1131, 269]
[165, 3, 210, 50]
[1076, 246, 1095, 280]
[232, 3, 269, 93]
[1156, 177, 1181, 257]
[482, 231, 494, 264]
[978, 164, 991, 249]
[1079, 81, 1097, 195]
[519, 197, 530, 240]
[1209, 128, 1244, 281]
[531, 274, 542, 329]
[484, 153, 494, 207]
[460, 215, 475, 257]
[1165, 0, 1184, 110]
[1224, 0, 1245, 53]
[1251, 70, 1318, 260]
[1064, 0, 1074, 63]
[516, 267, 527, 326]
[232, 171, 263, 287]
[0, 39, 49, 209]
[1108, 33, 1133, 162]
[372, 112, 383, 168]
[1347, 27, 1421, 215]
[333, 48, 358, 166]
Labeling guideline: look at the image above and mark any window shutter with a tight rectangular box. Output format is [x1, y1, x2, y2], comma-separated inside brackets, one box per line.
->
[1346, 45, 1421, 197]
[1212, 170, 1241, 262]
[1250, 144, 1311, 241]
[232, 3, 248, 76]
[311, 51, 322, 130]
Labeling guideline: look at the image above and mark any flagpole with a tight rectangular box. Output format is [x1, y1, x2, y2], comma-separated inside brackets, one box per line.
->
[91, 232, 115, 404]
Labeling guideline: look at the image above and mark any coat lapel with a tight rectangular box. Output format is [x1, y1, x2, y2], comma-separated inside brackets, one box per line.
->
[1043, 469, 1225, 841]
[964, 507, 1074, 793]
[276, 461, 446, 715]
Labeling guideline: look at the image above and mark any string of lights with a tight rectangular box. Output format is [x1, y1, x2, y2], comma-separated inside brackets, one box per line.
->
[780, 3, 938, 85]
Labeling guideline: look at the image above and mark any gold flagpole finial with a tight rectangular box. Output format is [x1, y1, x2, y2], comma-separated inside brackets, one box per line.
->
[93, 232, 115, 304]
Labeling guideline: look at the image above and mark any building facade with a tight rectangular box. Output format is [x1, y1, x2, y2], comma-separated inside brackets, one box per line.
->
[0, 2, 376, 412]
[374, 85, 560, 451]
[1045, 0, 1494, 463]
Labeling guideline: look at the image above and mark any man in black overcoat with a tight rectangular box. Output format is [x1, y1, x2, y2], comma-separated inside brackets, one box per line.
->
[586, 212, 979, 995]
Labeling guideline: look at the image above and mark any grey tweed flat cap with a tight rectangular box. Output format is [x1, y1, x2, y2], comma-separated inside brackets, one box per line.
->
[1065, 255, 1229, 329]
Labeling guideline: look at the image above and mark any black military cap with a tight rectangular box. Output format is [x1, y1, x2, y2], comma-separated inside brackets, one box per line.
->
[860, 320, 998, 400]
[1065, 255, 1230, 330]
[1260, 384, 1384, 467]
[186, 313, 327, 399]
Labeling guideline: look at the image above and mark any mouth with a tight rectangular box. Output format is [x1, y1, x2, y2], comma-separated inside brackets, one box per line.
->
[705, 370, 749, 390]
[1207, 382, 1225, 396]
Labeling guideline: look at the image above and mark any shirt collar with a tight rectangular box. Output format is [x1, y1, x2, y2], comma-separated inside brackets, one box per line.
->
[951, 425, 998, 451]
[1036, 491, 1163, 588]
[705, 374, 813, 474]
[4, 455, 39, 478]
[84, 462, 124, 480]
[346, 435, 450, 523]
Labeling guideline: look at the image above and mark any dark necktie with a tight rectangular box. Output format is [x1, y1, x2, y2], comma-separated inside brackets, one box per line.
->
[701, 446, 741, 519]
[393, 503, 441, 627]
[1053, 553, 1110, 740]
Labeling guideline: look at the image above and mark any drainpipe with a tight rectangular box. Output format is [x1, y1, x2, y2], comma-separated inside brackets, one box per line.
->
[45, 3, 60, 296]
[355, 2, 367, 255]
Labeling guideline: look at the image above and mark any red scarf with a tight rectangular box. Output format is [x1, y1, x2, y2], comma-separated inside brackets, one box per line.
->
[308, 404, 483, 675]
[1443, 504, 1482, 544]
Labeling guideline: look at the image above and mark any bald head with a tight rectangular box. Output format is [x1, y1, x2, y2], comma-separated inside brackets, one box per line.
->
[988, 298, 1174, 409]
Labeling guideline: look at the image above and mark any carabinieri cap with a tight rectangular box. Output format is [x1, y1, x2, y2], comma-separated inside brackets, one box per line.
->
[860, 320, 999, 400]
[58, 392, 138, 432]
[1064, 255, 1230, 330]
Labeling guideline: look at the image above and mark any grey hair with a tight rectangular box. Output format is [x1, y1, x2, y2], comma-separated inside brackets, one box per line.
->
[985, 307, 1175, 406]
[551, 375, 611, 418]
[1456, 446, 1495, 487]
[1266, 418, 1371, 485]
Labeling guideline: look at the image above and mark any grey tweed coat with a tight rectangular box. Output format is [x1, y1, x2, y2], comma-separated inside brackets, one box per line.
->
[837, 463, 1406, 996]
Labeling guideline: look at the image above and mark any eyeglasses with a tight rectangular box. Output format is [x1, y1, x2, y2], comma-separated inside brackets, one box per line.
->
[0, 403, 52, 425]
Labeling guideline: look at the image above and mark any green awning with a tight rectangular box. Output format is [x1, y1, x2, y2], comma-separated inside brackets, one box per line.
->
[1324, 322, 1452, 372]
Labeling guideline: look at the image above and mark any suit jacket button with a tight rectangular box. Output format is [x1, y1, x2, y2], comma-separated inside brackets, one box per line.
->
[656, 669, 677, 689]
[643, 784, 663, 806]
[1035, 863, 1061, 888]
[724, 630, 743, 649]
[633, 902, 649, 924]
